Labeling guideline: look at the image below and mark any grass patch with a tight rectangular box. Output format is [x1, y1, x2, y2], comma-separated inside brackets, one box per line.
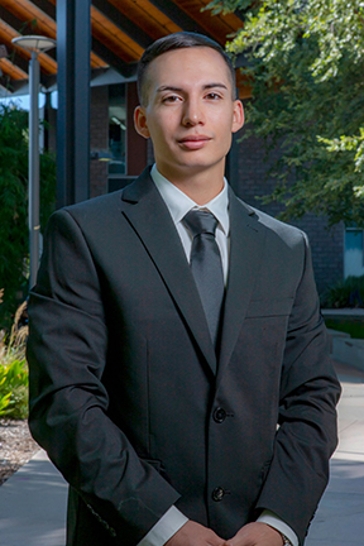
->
[325, 318, 364, 340]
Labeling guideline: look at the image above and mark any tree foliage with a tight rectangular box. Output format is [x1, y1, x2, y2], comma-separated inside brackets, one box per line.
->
[208, 0, 364, 226]
[0, 104, 56, 328]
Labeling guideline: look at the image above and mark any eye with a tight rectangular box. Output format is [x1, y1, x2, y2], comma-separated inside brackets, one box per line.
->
[205, 92, 222, 100]
[162, 95, 182, 103]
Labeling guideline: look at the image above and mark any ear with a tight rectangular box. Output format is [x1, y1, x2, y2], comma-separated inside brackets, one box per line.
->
[232, 100, 244, 134]
[134, 106, 150, 139]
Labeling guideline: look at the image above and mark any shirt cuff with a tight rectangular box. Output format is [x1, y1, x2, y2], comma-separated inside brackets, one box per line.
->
[257, 510, 298, 546]
[138, 506, 189, 546]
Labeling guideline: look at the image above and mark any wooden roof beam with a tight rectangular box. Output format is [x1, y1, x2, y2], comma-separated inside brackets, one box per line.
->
[0, 57, 28, 80]
[91, 6, 143, 63]
[0, 0, 57, 39]
[31, 0, 56, 17]
[170, 1, 243, 44]
[0, 28, 31, 75]
[0, 5, 56, 69]
[91, 36, 137, 78]
[92, 0, 153, 50]
[108, 0, 181, 39]
[0, 19, 57, 74]
[147, 0, 207, 34]
[0, 9, 57, 75]
[44, 0, 108, 69]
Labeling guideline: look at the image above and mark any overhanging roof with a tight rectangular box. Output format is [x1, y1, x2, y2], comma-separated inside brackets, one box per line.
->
[0, 0, 247, 96]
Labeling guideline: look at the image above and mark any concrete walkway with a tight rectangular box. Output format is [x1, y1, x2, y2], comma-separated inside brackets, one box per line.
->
[0, 360, 363, 546]
[0, 449, 67, 546]
[305, 361, 364, 546]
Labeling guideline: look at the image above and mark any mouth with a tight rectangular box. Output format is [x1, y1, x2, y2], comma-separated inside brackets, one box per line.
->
[177, 135, 212, 150]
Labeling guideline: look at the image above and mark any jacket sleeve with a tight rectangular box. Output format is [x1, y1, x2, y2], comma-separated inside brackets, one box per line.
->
[27, 209, 181, 544]
[254, 232, 341, 544]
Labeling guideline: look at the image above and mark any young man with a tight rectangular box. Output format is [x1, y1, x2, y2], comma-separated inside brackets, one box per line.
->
[27, 33, 340, 546]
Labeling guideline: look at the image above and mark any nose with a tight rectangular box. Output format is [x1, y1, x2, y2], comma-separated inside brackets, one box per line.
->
[182, 98, 205, 126]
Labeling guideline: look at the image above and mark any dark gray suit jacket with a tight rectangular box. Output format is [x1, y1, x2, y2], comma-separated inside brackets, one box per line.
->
[27, 168, 340, 545]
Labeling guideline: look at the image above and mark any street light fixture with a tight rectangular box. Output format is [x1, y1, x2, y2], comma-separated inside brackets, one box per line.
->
[11, 35, 56, 288]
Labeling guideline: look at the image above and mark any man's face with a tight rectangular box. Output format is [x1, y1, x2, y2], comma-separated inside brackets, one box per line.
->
[134, 47, 244, 182]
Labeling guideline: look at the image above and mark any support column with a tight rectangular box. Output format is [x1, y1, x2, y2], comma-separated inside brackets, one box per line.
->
[28, 51, 40, 288]
[56, 0, 91, 207]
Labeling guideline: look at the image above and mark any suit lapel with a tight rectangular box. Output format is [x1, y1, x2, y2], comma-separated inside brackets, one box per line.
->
[217, 189, 267, 381]
[120, 169, 217, 373]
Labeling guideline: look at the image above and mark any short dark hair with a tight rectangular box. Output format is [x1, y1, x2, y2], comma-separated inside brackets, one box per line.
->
[137, 32, 236, 106]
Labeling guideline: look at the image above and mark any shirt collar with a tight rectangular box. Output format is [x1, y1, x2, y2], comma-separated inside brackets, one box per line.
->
[151, 164, 230, 236]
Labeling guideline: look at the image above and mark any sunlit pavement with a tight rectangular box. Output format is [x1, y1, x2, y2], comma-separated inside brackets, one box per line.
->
[306, 361, 364, 545]
[0, 449, 67, 546]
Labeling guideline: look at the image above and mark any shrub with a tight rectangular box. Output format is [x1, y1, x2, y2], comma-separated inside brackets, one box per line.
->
[322, 275, 364, 308]
[0, 300, 29, 419]
[0, 358, 28, 419]
[0, 103, 56, 330]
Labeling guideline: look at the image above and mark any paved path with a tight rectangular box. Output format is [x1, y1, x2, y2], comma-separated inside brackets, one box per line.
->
[0, 360, 363, 546]
[0, 449, 67, 546]
[305, 361, 364, 545]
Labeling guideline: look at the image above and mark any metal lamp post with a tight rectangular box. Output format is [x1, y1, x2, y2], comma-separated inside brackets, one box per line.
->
[11, 35, 56, 288]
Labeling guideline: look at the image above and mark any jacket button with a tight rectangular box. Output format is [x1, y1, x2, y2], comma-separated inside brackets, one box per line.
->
[213, 407, 227, 423]
[212, 487, 225, 502]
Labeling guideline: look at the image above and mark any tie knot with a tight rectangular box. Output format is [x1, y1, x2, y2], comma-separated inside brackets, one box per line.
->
[183, 209, 218, 237]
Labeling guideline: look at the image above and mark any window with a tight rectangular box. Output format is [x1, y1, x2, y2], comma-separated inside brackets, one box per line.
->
[108, 84, 126, 176]
[344, 228, 364, 277]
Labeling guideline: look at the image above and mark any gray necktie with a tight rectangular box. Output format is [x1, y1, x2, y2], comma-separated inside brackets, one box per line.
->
[183, 209, 225, 347]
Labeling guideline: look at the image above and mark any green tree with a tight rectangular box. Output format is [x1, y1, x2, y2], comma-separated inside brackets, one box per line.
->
[208, 0, 364, 226]
[0, 103, 56, 328]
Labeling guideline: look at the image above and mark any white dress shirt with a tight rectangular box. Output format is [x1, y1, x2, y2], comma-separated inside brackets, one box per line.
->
[152, 164, 230, 284]
[138, 165, 298, 546]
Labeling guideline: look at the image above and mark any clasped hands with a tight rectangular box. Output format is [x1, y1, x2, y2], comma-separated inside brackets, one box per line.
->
[166, 520, 284, 546]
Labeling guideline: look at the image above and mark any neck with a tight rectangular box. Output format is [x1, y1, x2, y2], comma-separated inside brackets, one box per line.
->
[156, 165, 225, 205]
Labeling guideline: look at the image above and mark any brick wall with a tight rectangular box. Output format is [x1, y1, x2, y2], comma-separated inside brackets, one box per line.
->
[90, 86, 109, 198]
[234, 132, 344, 295]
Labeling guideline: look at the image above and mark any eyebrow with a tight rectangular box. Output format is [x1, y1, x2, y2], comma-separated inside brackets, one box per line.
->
[156, 83, 229, 94]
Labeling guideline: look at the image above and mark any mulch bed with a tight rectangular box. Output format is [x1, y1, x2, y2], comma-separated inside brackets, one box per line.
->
[0, 419, 39, 486]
